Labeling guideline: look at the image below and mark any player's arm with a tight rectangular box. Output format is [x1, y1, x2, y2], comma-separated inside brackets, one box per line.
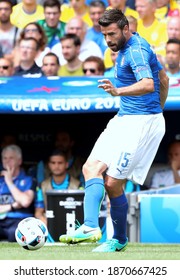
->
[159, 68, 169, 109]
[98, 77, 154, 96]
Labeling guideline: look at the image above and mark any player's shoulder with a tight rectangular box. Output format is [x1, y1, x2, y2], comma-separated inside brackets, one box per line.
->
[133, 33, 149, 45]
[132, 33, 155, 54]
[127, 33, 149, 52]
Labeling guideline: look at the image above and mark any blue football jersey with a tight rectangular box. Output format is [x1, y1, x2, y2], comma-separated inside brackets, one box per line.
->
[114, 33, 163, 115]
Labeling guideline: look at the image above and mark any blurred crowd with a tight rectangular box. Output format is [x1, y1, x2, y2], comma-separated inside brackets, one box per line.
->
[0, 0, 179, 79]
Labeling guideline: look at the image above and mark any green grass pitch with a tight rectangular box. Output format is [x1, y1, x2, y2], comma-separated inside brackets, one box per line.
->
[0, 242, 180, 260]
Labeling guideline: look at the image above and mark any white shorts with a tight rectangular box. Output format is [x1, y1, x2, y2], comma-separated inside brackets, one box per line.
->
[88, 113, 165, 185]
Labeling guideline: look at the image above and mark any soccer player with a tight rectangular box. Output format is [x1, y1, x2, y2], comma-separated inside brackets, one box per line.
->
[59, 9, 169, 252]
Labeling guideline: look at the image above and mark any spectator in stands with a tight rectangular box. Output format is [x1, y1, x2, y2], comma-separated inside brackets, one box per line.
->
[0, 0, 20, 57]
[36, 130, 85, 187]
[35, 149, 81, 225]
[135, 0, 168, 59]
[86, 0, 108, 7]
[157, 16, 180, 68]
[38, 0, 66, 49]
[107, 0, 138, 19]
[60, 0, 93, 28]
[52, 16, 103, 65]
[0, 144, 36, 242]
[0, 133, 17, 171]
[85, 1, 107, 55]
[82, 55, 105, 76]
[12, 22, 49, 68]
[165, 39, 180, 78]
[10, 0, 44, 29]
[66, 16, 103, 61]
[126, 15, 138, 33]
[0, 57, 14, 76]
[126, 0, 136, 9]
[58, 33, 83, 76]
[13, 37, 43, 77]
[167, 16, 180, 40]
[42, 52, 60, 76]
[155, 0, 180, 21]
[150, 140, 180, 188]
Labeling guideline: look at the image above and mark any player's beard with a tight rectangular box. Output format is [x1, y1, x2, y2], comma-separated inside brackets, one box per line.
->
[117, 34, 126, 50]
[108, 34, 126, 52]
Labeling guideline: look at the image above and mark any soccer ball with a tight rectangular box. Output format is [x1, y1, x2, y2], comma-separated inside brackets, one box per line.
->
[15, 217, 48, 250]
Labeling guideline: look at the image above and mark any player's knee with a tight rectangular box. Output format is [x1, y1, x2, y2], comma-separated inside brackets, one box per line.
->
[105, 177, 125, 195]
[104, 180, 115, 192]
[82, 161, 94, 177]
[83, 160, 104, 178]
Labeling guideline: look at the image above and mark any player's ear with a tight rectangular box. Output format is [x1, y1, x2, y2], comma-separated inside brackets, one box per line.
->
[123, 25, 129, 35]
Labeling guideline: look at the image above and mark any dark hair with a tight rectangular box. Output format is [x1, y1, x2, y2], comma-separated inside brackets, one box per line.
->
[43, 52, 60, 65]
[89, 0, 106, 9]
[48, 149, 68, 161]
[20, 22, 47, 51]
[0, 0, 13, 8]
[98, 9, 129, 30]
[60, 33, 81, 47]
[166, 38, 180, 46]
[43, 0, 61, 10]
[83, 55, 105, 73]
[168, 139, 180, 150]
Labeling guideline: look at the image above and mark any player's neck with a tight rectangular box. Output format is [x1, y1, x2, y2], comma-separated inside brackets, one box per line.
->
[126, 31, 133, 42]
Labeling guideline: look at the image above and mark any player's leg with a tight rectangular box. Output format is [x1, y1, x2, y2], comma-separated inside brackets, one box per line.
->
[93, 114, 165, 252]
[59, 117, 115, 244]
[106, 176, 128, 244]
[83, 159, 107, 229]
[92, 114, 163, 252]
[92, 176, 128, 252]
[80, 116, 121, 235]
[59, 159, 107, 243]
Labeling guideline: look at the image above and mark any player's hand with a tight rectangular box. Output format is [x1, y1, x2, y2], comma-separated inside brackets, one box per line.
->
[98, 79, 119, 96]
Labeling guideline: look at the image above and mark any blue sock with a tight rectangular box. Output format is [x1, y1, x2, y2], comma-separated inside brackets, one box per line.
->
[110, 193, 128, 244]
[84, 178, 105, 228]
